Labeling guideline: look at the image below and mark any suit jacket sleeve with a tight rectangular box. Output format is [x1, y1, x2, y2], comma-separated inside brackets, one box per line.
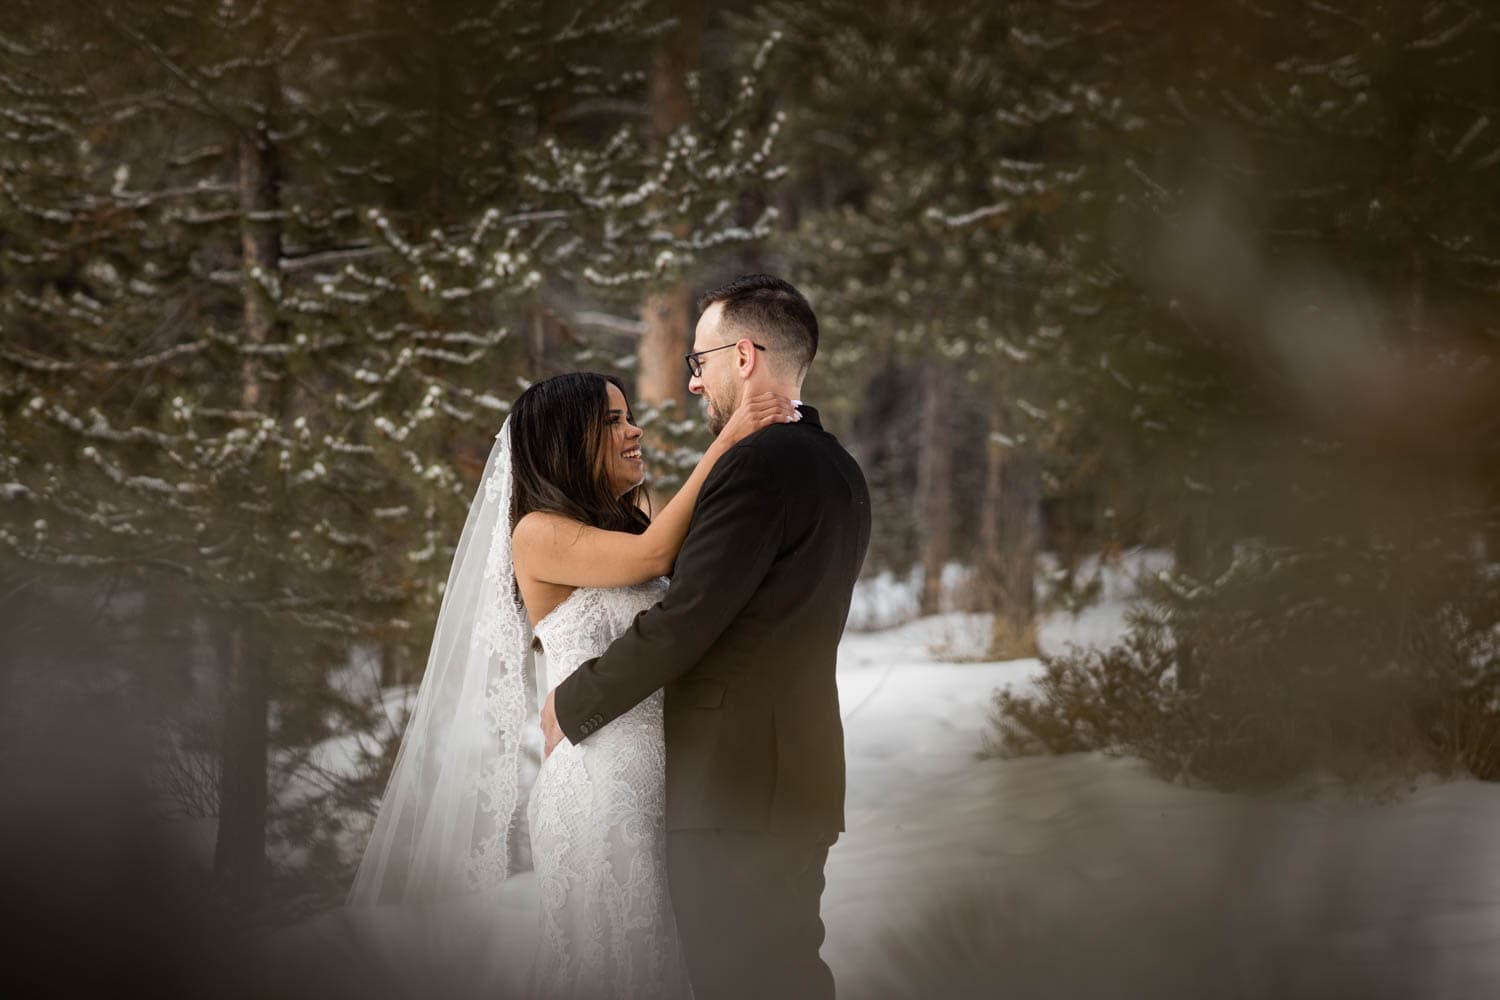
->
[553, 440, 785, 744]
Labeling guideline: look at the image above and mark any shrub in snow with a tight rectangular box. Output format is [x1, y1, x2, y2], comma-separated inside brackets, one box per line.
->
[992, 544, 1500, 790]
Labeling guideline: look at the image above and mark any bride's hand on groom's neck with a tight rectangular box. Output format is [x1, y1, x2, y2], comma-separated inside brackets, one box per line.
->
[716, 392, 800, 451]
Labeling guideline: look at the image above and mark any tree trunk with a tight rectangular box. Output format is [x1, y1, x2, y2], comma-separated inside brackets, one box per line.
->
[1486, 489, 1500, 566]
[213, 617, 270, 892]
[635, 0, 701, 416]
[137, 581, 192, 714]
[0, 573, 33, 722]
[527, 308, 549, 377]
[379, 640, 402, 688]
[917, 361, 952, 616]
[639, 286, 693, 411]
[236, 123, 282, 413]
[981, 395, 1041, 658]
[213, 103, 285, 899]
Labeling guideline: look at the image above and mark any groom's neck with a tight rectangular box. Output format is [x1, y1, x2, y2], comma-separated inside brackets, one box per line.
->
[745, 374, 804, 401]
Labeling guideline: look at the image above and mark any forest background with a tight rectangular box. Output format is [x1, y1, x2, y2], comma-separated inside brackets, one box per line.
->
[1, 0, 1496, 936]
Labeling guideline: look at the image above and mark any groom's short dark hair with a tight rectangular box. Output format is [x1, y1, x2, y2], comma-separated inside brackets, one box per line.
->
[698, 274, 818, 379]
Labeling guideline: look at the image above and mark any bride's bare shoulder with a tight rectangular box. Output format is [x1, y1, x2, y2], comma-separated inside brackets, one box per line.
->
[512, 510, 586, 550]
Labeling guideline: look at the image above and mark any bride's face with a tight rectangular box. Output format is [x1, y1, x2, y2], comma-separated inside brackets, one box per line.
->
[599, 382, 645, 498]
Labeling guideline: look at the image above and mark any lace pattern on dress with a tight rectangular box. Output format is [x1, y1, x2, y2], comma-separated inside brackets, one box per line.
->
[526, 579, 687, 999]
[465, 426, 535, 891]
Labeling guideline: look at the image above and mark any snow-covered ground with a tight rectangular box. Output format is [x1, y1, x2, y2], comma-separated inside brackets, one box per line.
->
[271, 551, 1500, 997]
[825, 597, 1500, 998]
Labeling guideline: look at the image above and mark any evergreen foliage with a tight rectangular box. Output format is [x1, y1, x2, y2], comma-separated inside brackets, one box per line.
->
[3, 0, 1499, 917]
[991, 0, 1500, 788]
[0, 0, 780, 904]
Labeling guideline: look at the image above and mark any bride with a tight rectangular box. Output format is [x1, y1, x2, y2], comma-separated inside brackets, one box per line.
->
[346, 371, 796, 998]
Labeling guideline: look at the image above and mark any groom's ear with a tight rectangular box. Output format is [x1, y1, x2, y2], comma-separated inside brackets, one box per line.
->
[736, 338, 759, 379]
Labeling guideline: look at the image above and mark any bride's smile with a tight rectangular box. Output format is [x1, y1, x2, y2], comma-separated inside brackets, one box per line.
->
[601, 381, 646, 496]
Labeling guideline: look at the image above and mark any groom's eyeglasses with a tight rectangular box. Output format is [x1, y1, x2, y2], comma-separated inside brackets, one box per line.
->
[684, 341, 765, 378]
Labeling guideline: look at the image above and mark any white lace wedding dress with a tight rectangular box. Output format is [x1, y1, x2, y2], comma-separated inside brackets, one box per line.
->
[526, 577, 689, 999]
[341, 416, 686, 999]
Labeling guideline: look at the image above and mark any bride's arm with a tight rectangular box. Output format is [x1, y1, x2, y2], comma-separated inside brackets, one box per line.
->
[512, 393, 798, 589]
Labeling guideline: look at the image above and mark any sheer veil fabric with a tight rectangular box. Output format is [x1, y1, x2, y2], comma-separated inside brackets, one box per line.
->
[344, 417, 544, 991]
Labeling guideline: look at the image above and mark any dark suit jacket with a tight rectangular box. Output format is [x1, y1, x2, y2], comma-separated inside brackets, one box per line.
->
[554, 405, 871, 835]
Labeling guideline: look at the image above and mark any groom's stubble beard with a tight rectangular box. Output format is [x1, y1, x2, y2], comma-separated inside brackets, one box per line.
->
[703, 379, 740, 436]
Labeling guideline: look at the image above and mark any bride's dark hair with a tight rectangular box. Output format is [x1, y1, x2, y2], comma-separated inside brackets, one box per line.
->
[509, 372, 650, 535]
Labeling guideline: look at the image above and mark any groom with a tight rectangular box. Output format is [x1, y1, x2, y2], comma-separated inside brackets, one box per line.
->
[541, 274, 870, 999]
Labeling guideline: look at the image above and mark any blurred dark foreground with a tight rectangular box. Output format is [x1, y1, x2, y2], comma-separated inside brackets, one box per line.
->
[0, 580, 254, 998]
[5, 573, 1497, 1000]
[0, 578, 385, 999]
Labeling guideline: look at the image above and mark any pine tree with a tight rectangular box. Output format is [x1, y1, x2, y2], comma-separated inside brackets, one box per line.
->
[994, 0, 1500, 784]
[755, 0, 1093, 648]
[0, 0, 781, 901]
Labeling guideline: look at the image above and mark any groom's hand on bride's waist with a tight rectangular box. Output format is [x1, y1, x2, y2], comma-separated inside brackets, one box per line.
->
[541, 690, 566, 759]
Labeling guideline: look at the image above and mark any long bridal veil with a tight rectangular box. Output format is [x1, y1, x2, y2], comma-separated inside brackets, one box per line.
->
[342, 416, 544, 994]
